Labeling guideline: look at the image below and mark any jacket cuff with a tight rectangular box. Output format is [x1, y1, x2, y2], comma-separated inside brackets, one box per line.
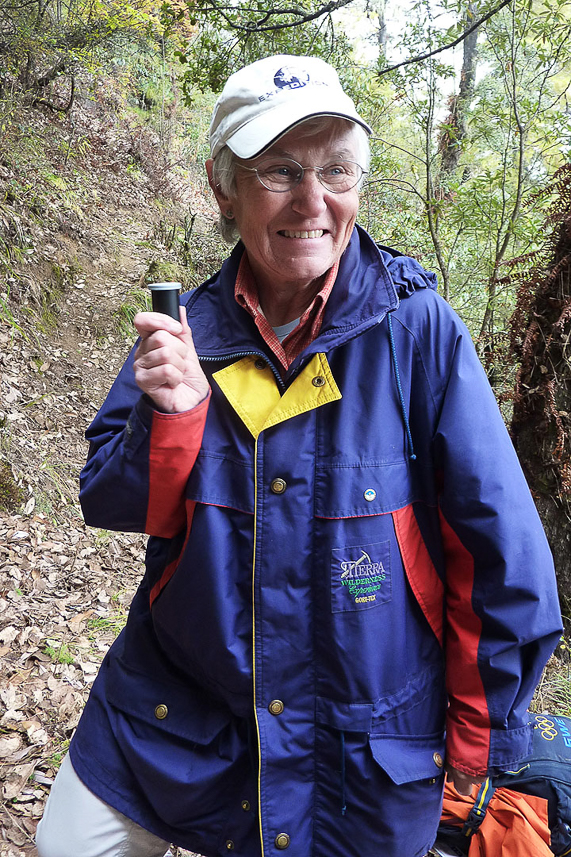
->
[446, 719, 533, 777]
[141, 391, 210, 415]
[145, 391, 211, 537]
[487, 722, 533, 773]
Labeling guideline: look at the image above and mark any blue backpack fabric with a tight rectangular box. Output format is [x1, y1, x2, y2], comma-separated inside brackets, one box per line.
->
[435, 713, 571, 856]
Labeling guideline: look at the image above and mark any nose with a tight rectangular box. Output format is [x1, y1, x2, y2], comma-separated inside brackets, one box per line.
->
[290, 168, 328, 217]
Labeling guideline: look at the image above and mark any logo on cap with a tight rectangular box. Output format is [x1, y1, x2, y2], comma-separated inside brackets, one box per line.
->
[274, 67, 310, 90]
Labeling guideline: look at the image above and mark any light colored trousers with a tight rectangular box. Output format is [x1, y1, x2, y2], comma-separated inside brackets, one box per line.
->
[35, 754, 172, 857]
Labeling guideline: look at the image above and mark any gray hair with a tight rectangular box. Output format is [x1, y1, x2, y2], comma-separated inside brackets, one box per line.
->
[212, 117, 371, 244]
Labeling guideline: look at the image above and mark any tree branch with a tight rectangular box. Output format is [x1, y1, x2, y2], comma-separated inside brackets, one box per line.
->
[197, 0, 353, 32]
[32, 75, 75, 113]
[378, 0, 513, 76]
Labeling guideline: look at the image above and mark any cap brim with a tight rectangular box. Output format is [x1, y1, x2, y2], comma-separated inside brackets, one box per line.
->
[226, 98, 372, 159]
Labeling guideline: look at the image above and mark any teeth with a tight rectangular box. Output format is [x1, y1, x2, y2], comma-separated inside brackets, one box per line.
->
[282, 230, 324, 239]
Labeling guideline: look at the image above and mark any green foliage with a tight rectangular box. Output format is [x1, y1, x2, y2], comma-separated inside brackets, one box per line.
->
[43, 641, 75, 665]
[0, 287, 26, 336]
[533, 641, 571, 715]
[141, 258, 189, 287]
[35, 261, 80, 332]
[163, 0, 355, 96]
[114, 286, 152, 340]
[358, 0, 571, 344]
[87, 613, 127, 637]
[45, 739, 71, 768]
[0, 0, 166, 106]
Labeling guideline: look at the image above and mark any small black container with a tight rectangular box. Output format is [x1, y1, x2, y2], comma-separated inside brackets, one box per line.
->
[148, 281, 181, 321]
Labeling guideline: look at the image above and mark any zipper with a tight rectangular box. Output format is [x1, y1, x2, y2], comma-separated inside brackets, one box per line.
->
[199, 351, 286, 393]
[199, 347, 279, 857]
[252, 435, 265, 857]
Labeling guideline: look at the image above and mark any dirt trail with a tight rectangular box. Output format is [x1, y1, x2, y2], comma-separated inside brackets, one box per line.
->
[0, 144, 216, 854]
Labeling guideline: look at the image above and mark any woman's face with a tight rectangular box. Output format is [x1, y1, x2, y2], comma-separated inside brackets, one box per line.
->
[208, 123, 362, 296]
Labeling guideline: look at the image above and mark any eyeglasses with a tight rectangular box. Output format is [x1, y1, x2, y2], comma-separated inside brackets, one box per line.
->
[237, 157, 367, 193]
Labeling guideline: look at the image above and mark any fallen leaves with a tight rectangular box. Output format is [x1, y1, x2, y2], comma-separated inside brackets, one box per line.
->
[0, 78, 215, 857]
[0, 510, 147, 852]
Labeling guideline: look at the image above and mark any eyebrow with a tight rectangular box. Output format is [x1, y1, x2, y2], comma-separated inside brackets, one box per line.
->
[262, 147, 355, 161]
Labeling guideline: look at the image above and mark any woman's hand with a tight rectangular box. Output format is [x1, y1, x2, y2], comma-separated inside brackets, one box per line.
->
[133, 309, 210, 414]
[445, 763, 484, 796]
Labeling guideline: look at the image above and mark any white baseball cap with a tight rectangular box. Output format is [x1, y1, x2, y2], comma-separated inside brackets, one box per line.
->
[209, 54, 372, 159]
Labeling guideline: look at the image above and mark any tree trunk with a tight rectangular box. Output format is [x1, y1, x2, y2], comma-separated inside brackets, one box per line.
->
[375, 0, 388, 58]
[509, 165, 571, 619]
[438, 3, 479, 182]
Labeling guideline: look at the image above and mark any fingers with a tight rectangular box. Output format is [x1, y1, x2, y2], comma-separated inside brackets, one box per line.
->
[178, 305, 191, 334]
[132, 310, 209, 412]
[134, 311, 190, 366]
[134, 311, 183, 338]
[134, 330, 188, 389]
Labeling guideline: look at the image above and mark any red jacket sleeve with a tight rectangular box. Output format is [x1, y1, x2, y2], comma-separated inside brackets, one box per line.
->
[80, 343, 210, 537]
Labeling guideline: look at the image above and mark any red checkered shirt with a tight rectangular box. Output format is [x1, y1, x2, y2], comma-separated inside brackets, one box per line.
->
[235, 254, 339, 371]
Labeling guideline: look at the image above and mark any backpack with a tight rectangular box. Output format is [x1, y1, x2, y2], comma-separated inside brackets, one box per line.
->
[434, 713, 571, 857]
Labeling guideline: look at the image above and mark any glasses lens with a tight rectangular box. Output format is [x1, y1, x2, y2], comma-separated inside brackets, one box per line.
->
[252, 158, 366, 193]
[256, 158, 303, 191]
[319, 162, 364, 192]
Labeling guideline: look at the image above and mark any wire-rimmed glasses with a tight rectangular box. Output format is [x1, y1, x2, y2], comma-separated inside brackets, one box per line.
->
[237, 157, 367, 193]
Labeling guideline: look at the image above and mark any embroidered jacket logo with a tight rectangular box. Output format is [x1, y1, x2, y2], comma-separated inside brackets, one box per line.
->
[340, 551, 382, 579]
[340, 550, 387, 604]
[331, 541, 391, 613]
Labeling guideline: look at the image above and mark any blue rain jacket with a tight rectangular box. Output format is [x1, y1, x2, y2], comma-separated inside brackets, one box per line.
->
[70, 225, 562, 857]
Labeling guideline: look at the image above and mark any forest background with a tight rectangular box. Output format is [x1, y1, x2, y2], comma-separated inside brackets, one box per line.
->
[0, 0, 570, 852]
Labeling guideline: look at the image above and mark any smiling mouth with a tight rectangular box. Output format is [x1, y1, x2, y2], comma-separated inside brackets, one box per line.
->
[280, 229, 325, 239]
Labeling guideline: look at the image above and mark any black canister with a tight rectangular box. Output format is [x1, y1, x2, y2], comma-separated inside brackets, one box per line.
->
[148, 282, 181, 321]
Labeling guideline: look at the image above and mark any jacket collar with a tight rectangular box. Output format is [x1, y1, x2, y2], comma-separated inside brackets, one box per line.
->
[185, 225, 399, 362]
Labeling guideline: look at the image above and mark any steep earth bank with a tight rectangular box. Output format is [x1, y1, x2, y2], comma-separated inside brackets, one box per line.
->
[0, 89, 221, 856]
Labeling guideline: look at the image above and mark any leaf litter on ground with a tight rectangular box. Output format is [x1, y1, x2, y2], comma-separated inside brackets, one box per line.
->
[0, 84, 217, 857]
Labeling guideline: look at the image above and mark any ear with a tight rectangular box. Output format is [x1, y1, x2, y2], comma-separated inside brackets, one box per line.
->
[205, 158, 233, 215]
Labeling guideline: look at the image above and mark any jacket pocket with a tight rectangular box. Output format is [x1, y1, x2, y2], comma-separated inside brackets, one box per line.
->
[316, 664, 447, 743]
[317, 686, 445, 785]
[186, 449, 254, 513]
[104, 656, 248, 832]
[314, 454, 438, 520]
[369, 733, 445, 784]
[315, 461, 416, 519]
[106, 657, 231, 744]
[313, 699, 446, 854]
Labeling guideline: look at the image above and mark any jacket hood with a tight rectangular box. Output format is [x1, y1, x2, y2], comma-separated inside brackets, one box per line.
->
[184, 225, 437, 362]
[375, 243, 438, 298]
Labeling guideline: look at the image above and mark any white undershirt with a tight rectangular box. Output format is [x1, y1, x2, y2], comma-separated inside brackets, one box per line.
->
[272, 318, 301, 343]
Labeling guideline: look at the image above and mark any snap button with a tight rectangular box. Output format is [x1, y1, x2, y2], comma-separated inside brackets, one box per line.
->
[154, 704, 168, 720]
[225, 840, 235, 850]
[364, 488, 376, 502]
[312, 375, 326, 387]
[254, 358, 266, 370]
[433, 752, 444, 768]
[268, 699, 284, 716]
[275, 832, 290, 849]
[241, 799, 251, 811]
[270, 478, 287, 494]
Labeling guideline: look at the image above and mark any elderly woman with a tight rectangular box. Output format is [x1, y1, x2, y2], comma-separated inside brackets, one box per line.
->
[36, 55, 561, 857]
